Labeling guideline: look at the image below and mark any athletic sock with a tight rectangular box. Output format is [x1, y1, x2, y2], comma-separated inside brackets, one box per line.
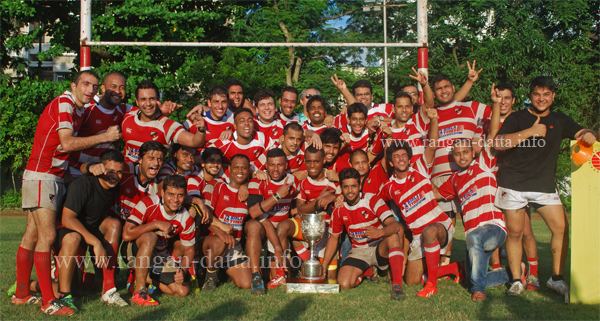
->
[388, 248, 405, 286]
[102, 241, 119, 293]
[527, 257, 538, 277]
[437, 262, 459, 279]
[424, 241, 441, 287]
[294, 244, 310, 261]
[15, 246, 34, 298]
[34, 251, 55, 305]
[491, 263, 503, 270]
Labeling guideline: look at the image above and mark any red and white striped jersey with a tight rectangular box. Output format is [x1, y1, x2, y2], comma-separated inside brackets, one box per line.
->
[382, 113, 429, 164]
[377, 168, 449, 236]
[121, 111, 185, 163]
[118, 163, 159, 221]
[211, 131, 271, 170]
[157, 160, 200, 181]
[471, 102, 492, 138]
[248, 174, 299, 224]
[279, 112, 300, 126]
[69, 100, 125, 175]
[256, 118, 284, 141]
[437, 147, 505, 235]
[206, 182, 248, 241]
[302, 122, 328, 136]
[432, 101, 482, 178]
[128, 194, 196, 246]
[340, 126, 371, 153]
[187, 171, 225, 201]
[271, 141, 306, 172]
[186, 110, 234, 146]
[333, 103, 394, 130]
[362, 161, 389, 196]
[368, 102, 395, 119]
[25, 91, 86, 178]
[330, 193, 394, 248]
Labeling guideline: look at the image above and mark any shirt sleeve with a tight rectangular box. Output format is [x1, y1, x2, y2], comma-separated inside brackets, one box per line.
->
[57, 98, 75, 131]
[559, 112, 584, 139]
[368, 194, 394, 222]
[436, 175, 457, 201]
[330, 208, 344, 235]
[128, 197, 149, 225]
[63, 177, 89, 217]
[179, 213, 196, 246]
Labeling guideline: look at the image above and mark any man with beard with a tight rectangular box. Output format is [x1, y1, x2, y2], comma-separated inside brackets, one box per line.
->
[121, 80, 205, 163]
[55, 151, 129, 311]
[158, 144, 200, 181]
[226, 79, 254, 113]
[14, 71, 120, 316]
[70, 72, 126, 177]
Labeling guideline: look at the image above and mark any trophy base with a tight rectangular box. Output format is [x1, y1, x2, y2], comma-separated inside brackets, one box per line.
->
[285, 278, 340, 294]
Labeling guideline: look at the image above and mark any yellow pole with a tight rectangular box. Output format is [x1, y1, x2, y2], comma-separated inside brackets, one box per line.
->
[569, 141, 600, 304]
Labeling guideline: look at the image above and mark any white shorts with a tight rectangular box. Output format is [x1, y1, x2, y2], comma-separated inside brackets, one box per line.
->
[21, 171, 66, 211]
[407, 219, 454, 261]
[495, 187, 562, 210]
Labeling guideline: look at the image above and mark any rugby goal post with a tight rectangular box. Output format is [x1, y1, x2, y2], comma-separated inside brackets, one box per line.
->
[79, 0, 429, 103]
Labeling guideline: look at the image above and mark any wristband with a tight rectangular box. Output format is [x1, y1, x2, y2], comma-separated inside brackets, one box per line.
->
[258, 201, 266, 214]
[273, 192, 282, 201]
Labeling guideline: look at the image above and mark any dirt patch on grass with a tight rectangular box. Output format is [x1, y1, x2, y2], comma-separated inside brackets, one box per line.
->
[0, 209, 24, 216]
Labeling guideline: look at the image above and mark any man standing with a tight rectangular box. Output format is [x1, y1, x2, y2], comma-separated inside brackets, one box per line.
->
[14, 71, 120, 316]
[494, 76, 597, 296]
[279, 86, 300, 125]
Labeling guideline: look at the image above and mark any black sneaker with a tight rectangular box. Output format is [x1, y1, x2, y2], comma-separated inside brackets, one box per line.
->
[251, 272, 265, 295]
[391, 284, 405, 300]
[202, 270, 219, 291]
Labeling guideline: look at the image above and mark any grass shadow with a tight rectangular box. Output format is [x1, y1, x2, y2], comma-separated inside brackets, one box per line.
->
[271, 296, 313, 321]
[129, 307, 171, 321]
[192, 299, 248, 321]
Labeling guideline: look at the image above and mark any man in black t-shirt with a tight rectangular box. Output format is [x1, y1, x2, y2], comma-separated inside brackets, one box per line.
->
[494, 76, 597, 297]
[56, 150, 128, 310]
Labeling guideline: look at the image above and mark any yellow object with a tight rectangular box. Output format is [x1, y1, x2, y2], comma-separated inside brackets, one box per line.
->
[570, 141, 600, 304]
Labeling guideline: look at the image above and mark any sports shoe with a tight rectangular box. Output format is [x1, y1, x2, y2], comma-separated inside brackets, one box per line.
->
[131, 289, 159, 306]
[11, 294, 41, 305]
[526, 275, 540, 291]
[416, 282, 438, 298]
[471, 291, 487, 302]
[267, 274, 286, 289]
[390, 284, 405, 300]
[59, 294, 78, 311]
[546, 277, 568, 296]
[41, 300, 76, 316]
[147, 284, 158, 295]
[6, 282, 16, 297]
[251, 272, 265, 295]
[101, 288, 128, 307]
[507, 280, 524, 296]
[202, 270, 219, 291]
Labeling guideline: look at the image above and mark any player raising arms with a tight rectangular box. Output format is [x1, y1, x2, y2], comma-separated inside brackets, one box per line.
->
[322, 168, 406, 299]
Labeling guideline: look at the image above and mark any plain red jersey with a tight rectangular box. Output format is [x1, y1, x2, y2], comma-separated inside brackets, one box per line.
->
[362, 161, 389, 196]
[128, 194, 196, 247]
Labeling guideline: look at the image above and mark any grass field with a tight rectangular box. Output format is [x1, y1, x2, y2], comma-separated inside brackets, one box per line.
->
[0, 214, 598, 321]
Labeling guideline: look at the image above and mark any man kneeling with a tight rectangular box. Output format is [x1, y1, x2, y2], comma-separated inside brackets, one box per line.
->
[122, 175, 196, 306]
[56, 150, 128, 311]
[322, 168, 407, 300]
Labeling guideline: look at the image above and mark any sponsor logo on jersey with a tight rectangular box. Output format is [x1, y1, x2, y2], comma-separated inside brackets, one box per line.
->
[402, 191, 427, 213]
[461, 187, 478, 203]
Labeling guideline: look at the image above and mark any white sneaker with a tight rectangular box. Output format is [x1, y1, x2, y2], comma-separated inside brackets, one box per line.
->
[546, 278, 569, 296]
[507, 281, 524, 296]
[101, 288, 128, 307]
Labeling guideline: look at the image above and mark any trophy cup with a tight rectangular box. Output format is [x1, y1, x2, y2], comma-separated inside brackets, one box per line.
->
[286, 212, 340, 293]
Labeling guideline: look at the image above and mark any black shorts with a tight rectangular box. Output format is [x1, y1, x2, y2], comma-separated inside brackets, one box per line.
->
[55, 227, 105, 252]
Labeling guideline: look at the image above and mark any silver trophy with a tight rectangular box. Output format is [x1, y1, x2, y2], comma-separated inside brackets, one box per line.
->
[300, 212, 327, 280]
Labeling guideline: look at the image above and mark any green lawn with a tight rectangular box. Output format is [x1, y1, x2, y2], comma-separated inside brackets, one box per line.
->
[0, 214, 598, 321]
